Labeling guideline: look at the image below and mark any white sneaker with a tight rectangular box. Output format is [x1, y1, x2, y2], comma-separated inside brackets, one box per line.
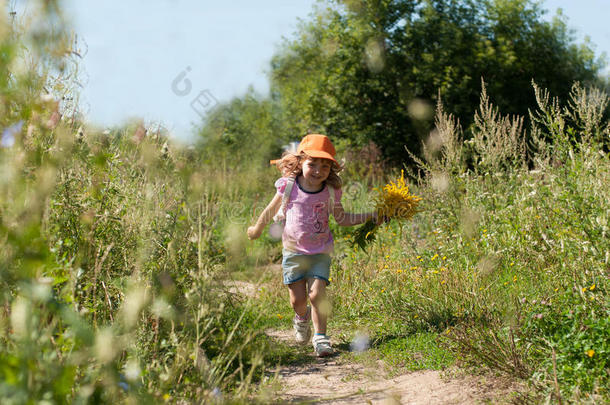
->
[312, 334, 333, 357]
[293, 307, 311, 344]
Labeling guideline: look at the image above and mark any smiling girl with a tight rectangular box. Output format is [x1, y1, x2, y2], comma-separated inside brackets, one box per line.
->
[247, 134, 377, 357]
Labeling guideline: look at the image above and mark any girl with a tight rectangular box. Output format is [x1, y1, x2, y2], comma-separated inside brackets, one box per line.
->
[247, 134, 377, 357]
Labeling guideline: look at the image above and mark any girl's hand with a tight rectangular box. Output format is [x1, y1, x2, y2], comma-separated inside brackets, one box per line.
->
[248, 193, 282, 240]
[247, 225, 262, 240]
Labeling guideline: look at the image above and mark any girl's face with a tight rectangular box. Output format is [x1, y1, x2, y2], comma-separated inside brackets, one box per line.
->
[300, 157, 332, 190]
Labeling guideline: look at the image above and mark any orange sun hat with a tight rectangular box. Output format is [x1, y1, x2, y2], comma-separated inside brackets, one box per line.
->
[270, 134, 337, 166]
[297, 134, 337, 163]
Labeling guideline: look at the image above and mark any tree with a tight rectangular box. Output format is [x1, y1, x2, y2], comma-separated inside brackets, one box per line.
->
[195, 88, 290, 166]
[270, 0, 606, 164]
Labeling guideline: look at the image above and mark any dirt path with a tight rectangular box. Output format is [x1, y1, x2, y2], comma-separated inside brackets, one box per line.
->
[265, 329, 519, 404]
[227, 278, 521, 404]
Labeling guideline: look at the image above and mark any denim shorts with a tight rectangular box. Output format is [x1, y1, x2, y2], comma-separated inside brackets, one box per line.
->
[282, 249, 331, 285]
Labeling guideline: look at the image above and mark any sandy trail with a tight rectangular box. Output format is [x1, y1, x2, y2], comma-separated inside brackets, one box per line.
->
[227, 278, 520, 404]
[265, 329, 519, 404]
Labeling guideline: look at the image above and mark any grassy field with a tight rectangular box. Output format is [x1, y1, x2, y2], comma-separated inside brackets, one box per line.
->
[1, 4, 608, 403]
[249, 84, 609, 403]
[2, 83, 608, 403]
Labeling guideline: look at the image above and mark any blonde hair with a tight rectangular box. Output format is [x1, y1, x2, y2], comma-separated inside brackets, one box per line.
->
[277, 152, 343, 188]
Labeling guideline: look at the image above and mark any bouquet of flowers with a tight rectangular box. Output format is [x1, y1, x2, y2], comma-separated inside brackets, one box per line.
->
[352, 170, 421, 250]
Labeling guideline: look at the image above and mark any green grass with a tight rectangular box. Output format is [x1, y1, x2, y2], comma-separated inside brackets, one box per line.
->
[3, 91, 607, 402]
[280, 83, 608, 402]
[356, 332, 455, 374]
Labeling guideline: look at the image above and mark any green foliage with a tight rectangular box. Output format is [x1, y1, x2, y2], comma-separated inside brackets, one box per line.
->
[1, 4, 274, 402]
[1, 122, 271, 402]
[196, 88, 290, 167]
[314, 82, 608, 402]
[360, 332, 455, 373]
[524, 290, 608, 395]
[3, 1, 609, 403]
[351, 219, 378, 250]
[268, 0, 606, 163]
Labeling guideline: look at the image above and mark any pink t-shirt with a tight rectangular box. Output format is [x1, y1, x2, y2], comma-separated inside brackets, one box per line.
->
[275, 177, 343, 255]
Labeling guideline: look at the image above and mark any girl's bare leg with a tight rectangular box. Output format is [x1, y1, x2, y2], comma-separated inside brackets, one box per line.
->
[308, 279, 329, 334]
[287, 279, 308, 317]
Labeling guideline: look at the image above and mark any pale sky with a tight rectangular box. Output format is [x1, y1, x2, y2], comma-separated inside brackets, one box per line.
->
[56, 1, 610, 142]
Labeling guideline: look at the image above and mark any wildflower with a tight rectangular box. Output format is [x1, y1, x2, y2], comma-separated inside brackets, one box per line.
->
[431, 254, 439, 261]
[352, 170, 421, 250]
[441, 280, 446, 285]
[377, 171, 421, 219]
[535, 313, 543, 320]
[589, 284, 596, 291]
[582, 287, 588, 293]
[586, 349, 595, 358]
[328, 277, 333, 282]
[277, 314, 283, 319]
[442, 256, 447, 261]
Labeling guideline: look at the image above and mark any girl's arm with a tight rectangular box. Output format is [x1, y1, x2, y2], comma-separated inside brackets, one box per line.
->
[332, 201, 378, 227]
[247, 193, 282, 240]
